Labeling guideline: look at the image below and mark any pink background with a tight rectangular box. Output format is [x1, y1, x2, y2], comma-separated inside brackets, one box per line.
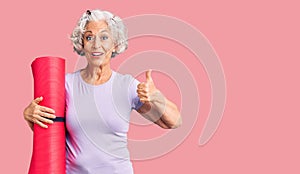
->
[1, 0, 299, 173]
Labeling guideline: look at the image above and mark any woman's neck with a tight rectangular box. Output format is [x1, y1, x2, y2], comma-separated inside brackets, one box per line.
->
[81, 63, 112, 85]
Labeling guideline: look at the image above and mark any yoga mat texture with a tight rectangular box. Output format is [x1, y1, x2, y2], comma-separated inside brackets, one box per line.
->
[29, 57, 66, 174]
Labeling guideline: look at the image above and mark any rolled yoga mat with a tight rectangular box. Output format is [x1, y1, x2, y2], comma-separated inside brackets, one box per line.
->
[29, 57, 66, 174]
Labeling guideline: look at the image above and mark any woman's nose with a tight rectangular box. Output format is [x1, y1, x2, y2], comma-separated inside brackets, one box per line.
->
[93, 36, 102, 49]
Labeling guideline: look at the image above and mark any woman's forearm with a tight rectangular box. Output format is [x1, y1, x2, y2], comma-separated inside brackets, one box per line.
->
[138, 91, 182, 129]
[159, 98, 182, 128]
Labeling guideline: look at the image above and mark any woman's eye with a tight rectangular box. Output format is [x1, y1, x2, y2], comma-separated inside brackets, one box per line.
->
[86, 36, 93, 41]
[101, 36, 108, 40]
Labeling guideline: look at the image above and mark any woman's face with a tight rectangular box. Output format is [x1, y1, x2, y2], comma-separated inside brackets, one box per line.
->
[83, 20, 115, 67]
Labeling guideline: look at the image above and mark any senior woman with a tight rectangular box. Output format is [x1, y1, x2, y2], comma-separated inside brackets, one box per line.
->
[23, 9, 182, 174]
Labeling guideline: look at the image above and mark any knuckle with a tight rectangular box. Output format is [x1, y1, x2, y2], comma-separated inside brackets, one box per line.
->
[32, 102, 37, 107]
[33, 110, 38, 115]
[47, 113, 53, 118]
[32, 114, 39, 119]
[39, 112, 45, 117]
[44, 113, 49, 117]
[33, 105, 38, 110]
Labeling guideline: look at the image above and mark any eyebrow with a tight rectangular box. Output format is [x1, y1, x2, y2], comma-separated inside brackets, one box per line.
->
[84, 29, 110, 34]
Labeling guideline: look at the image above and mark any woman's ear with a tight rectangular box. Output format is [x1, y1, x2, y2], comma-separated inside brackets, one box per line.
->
[113, 44, 118, 53]
[111, 45, 118, 58]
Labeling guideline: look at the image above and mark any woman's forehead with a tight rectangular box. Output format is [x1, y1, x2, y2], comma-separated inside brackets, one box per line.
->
[85, 20, 109, 33]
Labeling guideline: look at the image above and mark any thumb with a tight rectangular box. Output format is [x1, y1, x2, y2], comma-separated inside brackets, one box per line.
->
[34, 96, 43, 104]
[146, 69, 152, 82]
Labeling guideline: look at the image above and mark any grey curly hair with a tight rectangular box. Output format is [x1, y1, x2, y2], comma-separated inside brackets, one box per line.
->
[70, 9, 128, 58]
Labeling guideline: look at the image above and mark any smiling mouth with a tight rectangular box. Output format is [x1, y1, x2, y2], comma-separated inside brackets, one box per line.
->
[91, 52, 104, 56]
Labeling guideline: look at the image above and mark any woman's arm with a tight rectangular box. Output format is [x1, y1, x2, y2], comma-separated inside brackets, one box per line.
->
[136, 70, 182, 129]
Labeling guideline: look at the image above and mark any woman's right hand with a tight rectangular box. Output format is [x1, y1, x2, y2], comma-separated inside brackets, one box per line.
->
[23, 96, 56, 131]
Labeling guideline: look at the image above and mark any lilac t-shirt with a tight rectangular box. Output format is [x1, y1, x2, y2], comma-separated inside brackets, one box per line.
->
[65, 70, 143, 174]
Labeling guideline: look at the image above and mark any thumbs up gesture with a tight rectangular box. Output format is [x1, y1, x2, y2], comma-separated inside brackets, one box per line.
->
[136, 70, 181, 129]
[137, 70, 161, 103]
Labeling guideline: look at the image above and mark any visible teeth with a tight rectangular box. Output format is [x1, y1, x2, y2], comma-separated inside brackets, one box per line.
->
[92, 52, 102, 56]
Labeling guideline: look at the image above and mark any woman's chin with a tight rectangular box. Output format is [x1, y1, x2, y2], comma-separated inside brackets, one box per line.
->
[87, 56, 105, 66]
[86, 53, 112, 67]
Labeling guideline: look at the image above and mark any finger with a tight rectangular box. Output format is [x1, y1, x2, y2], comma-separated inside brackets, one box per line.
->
[146, 69, 152, 82]
[33, 119, 48, 128]
[34, 113, 54, 124]
[39, 106, 56, 115]
[137, 89, 148, 94]
[138, 91, 150, 99]
[39, 111, 56, 119]
[140, 97, 150, 103]
[34, 96, 43, 104]
[137, 82, 146, 89]
[138, 93, 148, 99]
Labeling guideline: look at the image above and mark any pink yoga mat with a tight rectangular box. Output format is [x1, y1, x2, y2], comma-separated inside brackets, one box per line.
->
[29, 57, 66, 174]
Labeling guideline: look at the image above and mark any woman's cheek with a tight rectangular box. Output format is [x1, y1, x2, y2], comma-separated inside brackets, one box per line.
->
[103, 43, 111, 52]
[84, 43, 92, 53]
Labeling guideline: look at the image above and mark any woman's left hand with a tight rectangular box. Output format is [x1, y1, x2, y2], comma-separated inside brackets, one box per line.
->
[136, 70, 181, 129]
[137, 70, 164, 103]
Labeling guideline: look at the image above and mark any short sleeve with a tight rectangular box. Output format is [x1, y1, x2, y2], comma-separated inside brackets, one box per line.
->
[129, 77, 144, 110]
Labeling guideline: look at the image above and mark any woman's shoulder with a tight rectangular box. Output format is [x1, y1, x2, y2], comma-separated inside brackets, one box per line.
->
[113, 71, 140, 91]
[64, 70, 81, 88]
[113, 71, 136, 82]
[65, 70, 80, 81]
